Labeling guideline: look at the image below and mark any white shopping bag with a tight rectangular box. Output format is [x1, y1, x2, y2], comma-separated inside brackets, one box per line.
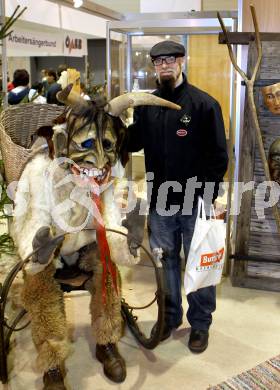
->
[184, 197, 226, 295]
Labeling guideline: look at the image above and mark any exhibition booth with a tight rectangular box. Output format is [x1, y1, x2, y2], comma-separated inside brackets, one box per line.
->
[1, 0, 111, 96]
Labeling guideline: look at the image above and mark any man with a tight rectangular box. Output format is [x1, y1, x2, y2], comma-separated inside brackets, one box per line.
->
[47, 64, 67, 104]
[126, 40, 228, 353]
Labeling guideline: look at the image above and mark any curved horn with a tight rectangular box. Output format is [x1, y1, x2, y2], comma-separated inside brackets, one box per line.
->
[56, 84, 87, 107]
[104, 92, 181, 116]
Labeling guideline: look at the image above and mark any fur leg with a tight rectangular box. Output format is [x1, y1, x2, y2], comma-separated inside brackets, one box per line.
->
[22, 263, 71, 372]
[90, 258, 123, 345]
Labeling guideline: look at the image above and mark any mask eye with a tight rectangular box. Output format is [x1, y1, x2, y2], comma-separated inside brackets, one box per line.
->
[102, 139, 113, 151]
[272, 155, 280, 162]
[81, 138, 95, 149]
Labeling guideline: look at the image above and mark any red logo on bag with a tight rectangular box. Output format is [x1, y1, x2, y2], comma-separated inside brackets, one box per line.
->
[176, 129, 187, 137]
[200, 247, 224, 267]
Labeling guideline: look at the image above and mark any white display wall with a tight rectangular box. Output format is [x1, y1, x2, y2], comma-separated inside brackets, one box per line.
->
[140, 0, 201, 12]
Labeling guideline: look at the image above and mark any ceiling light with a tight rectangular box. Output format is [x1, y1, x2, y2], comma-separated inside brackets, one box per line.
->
[73, 0, 83, 8]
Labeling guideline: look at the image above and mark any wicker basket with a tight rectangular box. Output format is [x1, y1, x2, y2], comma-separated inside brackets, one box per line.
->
[0, 103, 64, 184]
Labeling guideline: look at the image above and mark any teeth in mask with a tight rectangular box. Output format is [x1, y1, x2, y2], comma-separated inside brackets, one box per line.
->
[77, 166, 107, 181]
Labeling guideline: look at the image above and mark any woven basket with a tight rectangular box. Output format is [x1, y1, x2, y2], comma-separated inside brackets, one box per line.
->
[0, 103, 64, 184]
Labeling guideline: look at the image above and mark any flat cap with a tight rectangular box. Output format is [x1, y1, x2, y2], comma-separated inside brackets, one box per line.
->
[150, 40, 185, 58]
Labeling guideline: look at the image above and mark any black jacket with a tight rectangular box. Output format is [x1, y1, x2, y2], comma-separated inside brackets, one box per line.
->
[126, 74, 228, 209]
[47, 83, 62, 105]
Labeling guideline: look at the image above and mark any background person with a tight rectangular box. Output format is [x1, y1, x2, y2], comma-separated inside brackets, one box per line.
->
[80, 82, 91, 100]
[126, 40, 228, 353]
[41, 68, 49, 97]
[41, 68, 48, 82]
[8, 69, 30, 105]
[47, 64, 67, 105]
[46, 69, 59, 104]
[28, 82, 47, 104]
[7, 75, 14, 92]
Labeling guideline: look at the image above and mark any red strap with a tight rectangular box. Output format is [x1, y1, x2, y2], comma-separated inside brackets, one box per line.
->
[91, 192, 118, 304]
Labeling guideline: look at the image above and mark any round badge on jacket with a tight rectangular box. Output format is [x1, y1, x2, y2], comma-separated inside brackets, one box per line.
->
[176, 129, 188, 137]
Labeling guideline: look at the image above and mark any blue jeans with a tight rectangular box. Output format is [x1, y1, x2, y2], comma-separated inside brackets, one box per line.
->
[148, 207, 216, 331]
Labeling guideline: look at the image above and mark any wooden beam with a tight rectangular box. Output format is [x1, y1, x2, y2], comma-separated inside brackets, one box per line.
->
[49, 0, 124, 21]
[230, 254, 280, 264]
[232, 274, 280, 292]
[219, 32, 280, 45]
[241, 79, 280, 87]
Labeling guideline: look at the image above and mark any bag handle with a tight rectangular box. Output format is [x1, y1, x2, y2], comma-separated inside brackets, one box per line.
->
[210, 204, 216, 220]
[198, 197, 216, 220]
[198, 196, 206, 221]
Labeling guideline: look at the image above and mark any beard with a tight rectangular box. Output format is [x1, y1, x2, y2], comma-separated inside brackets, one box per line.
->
[157, 73, 176, 99]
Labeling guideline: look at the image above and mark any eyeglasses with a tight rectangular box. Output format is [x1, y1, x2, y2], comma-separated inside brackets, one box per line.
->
[152, 56, 177, 66]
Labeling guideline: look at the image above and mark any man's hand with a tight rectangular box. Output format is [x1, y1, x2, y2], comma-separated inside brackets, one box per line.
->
[122, 198, 146, 257]
[32, 226, 64, 264]
[214, 200, 227, 220]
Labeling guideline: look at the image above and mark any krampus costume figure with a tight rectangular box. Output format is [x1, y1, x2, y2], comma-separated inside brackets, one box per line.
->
[11, 85, 180, 389]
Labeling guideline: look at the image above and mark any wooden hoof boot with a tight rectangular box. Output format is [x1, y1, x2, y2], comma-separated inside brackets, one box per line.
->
[96, 343, 126, 383]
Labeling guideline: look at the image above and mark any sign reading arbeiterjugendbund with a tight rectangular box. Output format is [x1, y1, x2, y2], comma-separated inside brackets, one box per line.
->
[7, 28, 88, 57]
[7, 28, 63, 55]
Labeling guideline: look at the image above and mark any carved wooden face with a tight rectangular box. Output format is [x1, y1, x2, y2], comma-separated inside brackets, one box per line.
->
[53, 106, 122, 185]
[268, 138, 280, 184]
[262, 82, 280, 114]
